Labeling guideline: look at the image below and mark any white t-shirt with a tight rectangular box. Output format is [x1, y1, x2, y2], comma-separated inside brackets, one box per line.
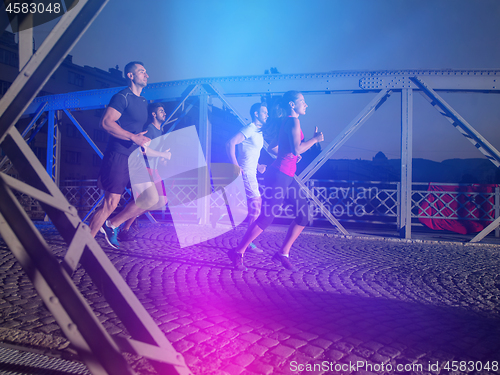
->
[237, 122, 263, 175]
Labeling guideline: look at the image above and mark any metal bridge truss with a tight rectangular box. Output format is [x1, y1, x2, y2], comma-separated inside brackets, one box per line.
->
[0, 0, 192, 374]
[21, 68, 500, 241]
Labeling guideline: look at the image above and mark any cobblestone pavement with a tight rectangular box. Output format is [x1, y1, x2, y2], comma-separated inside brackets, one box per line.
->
[1, 222, 500, 375]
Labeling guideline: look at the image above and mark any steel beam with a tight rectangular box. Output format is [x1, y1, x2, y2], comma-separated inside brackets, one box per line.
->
[64, 109, 103, 158]
[470, 216, 500, 243]
[0, 102, 47, 170]
[18, 14, 33, 69]
[3, 126, 192, 374]
[197, 93, 211, 225]
[23, 69, 500, 116]
[399, 89, 413, 239]
[0, 174, 132, 375]
[161, 84, 199, 132]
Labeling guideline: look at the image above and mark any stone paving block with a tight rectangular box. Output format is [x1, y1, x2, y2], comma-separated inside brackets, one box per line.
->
[219, 330, 239, 340]
[204, 325, 226, 336]
[158, 321, 180, 332]
[322, 332, 343, 342]
[173, 339, 195, 353]
[247, 361, 274, 375]
[175, 317, 193, 326]
[218, 320, 240, 330]
[378, 345, 402, 358]
[295, 331, 320, 342]
[247, 343, 269, 357]
[165, 331, 186, 343]
[270, 344, 296, 358]
[222, 363, 245, 375]
[300, 345, 325, 359]
[264, 321, 286, 332]
[181, 353, 200, 368]
[234, 324, 253, 334]
[38, 324, 60, 334]
[332, 341, 354, 353]
[174, 325, 199, 336]
[17, 314, 40, 323]
[190, 342, 217, 358]
[283, 338, 308, 349]
[353, 347, 375, 359]
[19, 322, 44, 331]
[325, 349, 344, 361]
[267, 331, 291, 341]
[191, 320, 214, 330]
[361, 340, 385, 352]
[219, 340, 252, 360]
[343, 353, 368, 365]
[231, 353, 255, 367]
[258, 337, 280, 348]
[186, 331, 211, 344]
[238, 332, 261, 344]
[309, 338, 333, 350]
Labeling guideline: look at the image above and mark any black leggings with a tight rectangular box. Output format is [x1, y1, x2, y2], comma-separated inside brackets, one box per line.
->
[255, 168, 309, 230]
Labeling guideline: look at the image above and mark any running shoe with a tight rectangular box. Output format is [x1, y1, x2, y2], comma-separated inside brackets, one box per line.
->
[227, 249, 247, 271]
[272, 253, 297, 271]
[247, 242, 264, 254]
[118, 228, 136, 242]
[100, 221, 120, 249]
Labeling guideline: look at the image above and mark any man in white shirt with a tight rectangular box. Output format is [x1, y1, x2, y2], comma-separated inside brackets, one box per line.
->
[226, 102, 268, 253]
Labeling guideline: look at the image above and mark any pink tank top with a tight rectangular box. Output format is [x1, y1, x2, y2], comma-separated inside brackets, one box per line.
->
[271, 117, 304, 177]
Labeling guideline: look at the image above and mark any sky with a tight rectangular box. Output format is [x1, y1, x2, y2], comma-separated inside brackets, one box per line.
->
[27, 0, 500, 162]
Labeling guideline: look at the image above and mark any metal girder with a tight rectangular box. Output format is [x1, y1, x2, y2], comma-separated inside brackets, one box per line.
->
[18, 15, 34, 69]
[64, 109, 103, 158]
[299, 89, 392, 182]
[3, 126, 192, 374]
[412, 77, 500, 167]
[470, 216, 500, 243]
[400, 89, 413, 239]
[21, 101, 48, 137]
[294, 176, 349, 235]
[161, 84, 199, 133]
[167, 103, 194, 134]
[45, 110, 60, 184]
[0, 174, 131, 375]
[0, 101, 45, 169]
[23, 69, 500, 116]
[197, 93, 211, 225]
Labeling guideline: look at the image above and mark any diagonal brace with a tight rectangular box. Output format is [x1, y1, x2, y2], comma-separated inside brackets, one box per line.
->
[411, 76, 500, 168]
[299, 89, 392, 182]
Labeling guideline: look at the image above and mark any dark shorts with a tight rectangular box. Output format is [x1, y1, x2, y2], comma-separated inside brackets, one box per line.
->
[97, 151, 130, 195]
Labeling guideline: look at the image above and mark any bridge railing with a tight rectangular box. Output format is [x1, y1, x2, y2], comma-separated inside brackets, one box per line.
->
[20, 179, 498, 235]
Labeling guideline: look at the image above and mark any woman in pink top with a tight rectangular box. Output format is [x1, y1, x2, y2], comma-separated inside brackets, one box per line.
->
[227, 91, 324, 271]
